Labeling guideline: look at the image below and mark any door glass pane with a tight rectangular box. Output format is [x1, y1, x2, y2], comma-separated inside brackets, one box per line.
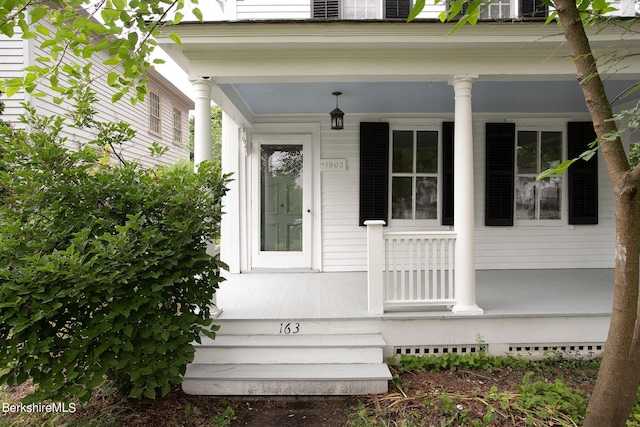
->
[415, 177, 438, 219]
[516, 177, 536, 219]
[393, 130, 413, 173]
[392, 177, 413, 219]
[261, 145, 303, 252]
[517, 131, 538, 174]
[416, 131, 438, 174]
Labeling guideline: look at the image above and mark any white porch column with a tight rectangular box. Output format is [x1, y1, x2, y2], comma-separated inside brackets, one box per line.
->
[450, 76, 483, 315]
[365, 220, 386, 316]
[192, 79, 222, 317]
[192, 79, 213, 170]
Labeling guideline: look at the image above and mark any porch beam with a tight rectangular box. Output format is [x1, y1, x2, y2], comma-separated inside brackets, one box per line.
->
[450, 76, 484, 315]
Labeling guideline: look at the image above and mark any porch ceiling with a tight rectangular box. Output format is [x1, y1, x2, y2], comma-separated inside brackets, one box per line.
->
[223, 79, 639, 116]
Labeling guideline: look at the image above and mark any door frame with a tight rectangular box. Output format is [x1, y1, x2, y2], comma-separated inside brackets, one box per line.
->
[250, 132, 317, 270]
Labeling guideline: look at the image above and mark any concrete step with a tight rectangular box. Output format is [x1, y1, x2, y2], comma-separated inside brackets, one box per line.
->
[192, 334, 386, 364]
[182, 363, 392, 395]
[212, 318, 383, 336]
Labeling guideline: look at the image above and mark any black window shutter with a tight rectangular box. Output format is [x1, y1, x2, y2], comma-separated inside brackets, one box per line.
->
[386, 0, 412, 18]
[485, 122, 515, 226]
[312, 0, 340, 18]
[521, 0, 548, 18]
[568, 122, 598, 225]
[442, 122, 455, 226]
[360, 122, 390, 226]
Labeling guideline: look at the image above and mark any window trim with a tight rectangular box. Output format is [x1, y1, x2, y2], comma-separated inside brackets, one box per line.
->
[149, 91, 162, 136]
[388, 123, 442, 225]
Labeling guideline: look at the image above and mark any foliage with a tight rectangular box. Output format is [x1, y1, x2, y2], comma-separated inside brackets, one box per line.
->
[631, 143, 640, 168]
[189, 105, 223, 165]
[0, 0, 203, 104]
[0, 89, 230, 403]
[391, 352, 543, 374]
[355, 354, 605, 427]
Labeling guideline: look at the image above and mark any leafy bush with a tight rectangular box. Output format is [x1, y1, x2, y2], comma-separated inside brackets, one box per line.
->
[0, 97, 230, 403]
[631, 143, 640, 168]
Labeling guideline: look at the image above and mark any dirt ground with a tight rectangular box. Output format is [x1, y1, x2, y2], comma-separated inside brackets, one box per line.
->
[1, 364, 598, 426]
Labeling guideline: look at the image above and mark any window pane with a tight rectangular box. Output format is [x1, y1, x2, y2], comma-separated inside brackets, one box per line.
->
[393, 131, 413, 173]
[516, 177, 536, 219]
[539, 177, 562, 219]
[392, 177, 413, 219]
[416, 131, 438, 174]
[517, 131, 537, 174]
[416, 177, 437, 219]
[541, 131, 562, 171]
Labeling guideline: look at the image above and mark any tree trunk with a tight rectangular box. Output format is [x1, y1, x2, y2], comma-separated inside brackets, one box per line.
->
[553, 0, 640, 425]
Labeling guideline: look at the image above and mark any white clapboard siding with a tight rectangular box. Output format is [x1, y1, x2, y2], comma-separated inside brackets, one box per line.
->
[0, 36, 27, 123]
[1, 17, 191, 167]
[320, 120, 369, 271]
[237, 0, 311, 20]
[312, 113, 618, 272]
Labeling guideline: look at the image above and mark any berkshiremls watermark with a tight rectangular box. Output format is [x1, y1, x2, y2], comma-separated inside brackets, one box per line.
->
[2, 401, 76, 414]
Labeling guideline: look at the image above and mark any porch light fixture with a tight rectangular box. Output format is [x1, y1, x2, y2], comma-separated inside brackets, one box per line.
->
[330, 91, 344, 130]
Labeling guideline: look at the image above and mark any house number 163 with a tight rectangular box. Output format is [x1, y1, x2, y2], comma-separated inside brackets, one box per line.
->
[279, 322, 300, 334]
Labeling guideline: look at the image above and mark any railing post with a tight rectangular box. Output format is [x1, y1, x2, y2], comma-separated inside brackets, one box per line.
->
[365, 220, 386, 316]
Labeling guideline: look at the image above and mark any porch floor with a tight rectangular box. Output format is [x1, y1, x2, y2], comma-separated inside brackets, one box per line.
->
[215, 269, 614, 320]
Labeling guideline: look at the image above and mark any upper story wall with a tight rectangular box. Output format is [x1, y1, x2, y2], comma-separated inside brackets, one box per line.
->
[0, 19, 193, 167]
[218, 0, 637, 21]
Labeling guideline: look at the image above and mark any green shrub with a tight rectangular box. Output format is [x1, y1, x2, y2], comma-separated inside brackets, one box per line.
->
[0, 97, 230, 403]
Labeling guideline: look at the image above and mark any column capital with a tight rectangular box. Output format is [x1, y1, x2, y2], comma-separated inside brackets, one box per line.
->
[191, 78, 214, 99]
[449, 75, 479, 88]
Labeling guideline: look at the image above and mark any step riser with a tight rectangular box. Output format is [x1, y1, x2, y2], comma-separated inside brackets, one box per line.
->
[192, 347, 383, 364]
[213, 319, 382, 336]
[182, 379, 389, 396]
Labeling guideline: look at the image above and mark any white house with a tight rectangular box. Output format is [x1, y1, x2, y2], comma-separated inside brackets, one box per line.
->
[0, 12, 193, 166]
[158, 0, 640, 395]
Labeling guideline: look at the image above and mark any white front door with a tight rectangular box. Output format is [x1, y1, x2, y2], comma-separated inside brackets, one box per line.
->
[251, 134, 313, 269]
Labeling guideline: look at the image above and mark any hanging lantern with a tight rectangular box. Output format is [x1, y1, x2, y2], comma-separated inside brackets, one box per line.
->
[330, 91, 344, 130]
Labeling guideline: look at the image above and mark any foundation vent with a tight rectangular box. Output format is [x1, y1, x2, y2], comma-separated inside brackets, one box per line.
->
[393, 345, 484, 357]
[507, 343, 605, 359]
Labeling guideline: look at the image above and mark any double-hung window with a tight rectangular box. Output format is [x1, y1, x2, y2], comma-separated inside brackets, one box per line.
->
[486, 121, 597, 227]
[515, 130, 562, 220]
[173, 107, 183, 145]
[149, 92, 161, 135]
[391, 130, 439, 220]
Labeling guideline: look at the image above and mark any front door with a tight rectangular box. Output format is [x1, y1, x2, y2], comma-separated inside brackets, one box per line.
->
[251, 134, 312, 269]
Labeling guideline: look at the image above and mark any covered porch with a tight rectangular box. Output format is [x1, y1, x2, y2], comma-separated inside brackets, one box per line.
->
[215, 268, 614, 320]
[213, 268, 613, 358]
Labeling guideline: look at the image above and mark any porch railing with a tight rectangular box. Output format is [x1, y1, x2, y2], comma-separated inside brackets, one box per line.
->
[365, 221, 457, 315]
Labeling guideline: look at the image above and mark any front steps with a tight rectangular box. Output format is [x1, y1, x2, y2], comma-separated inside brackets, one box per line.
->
[182, 328, 392, 396]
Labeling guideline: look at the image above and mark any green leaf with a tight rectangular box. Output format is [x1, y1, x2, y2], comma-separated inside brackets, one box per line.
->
[30, 6, 49, 24]
[107, 71, 119, 86]
[408, 0, 425, 22]
[192, 7, 203, 22]
[169, 33, 182, 46]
